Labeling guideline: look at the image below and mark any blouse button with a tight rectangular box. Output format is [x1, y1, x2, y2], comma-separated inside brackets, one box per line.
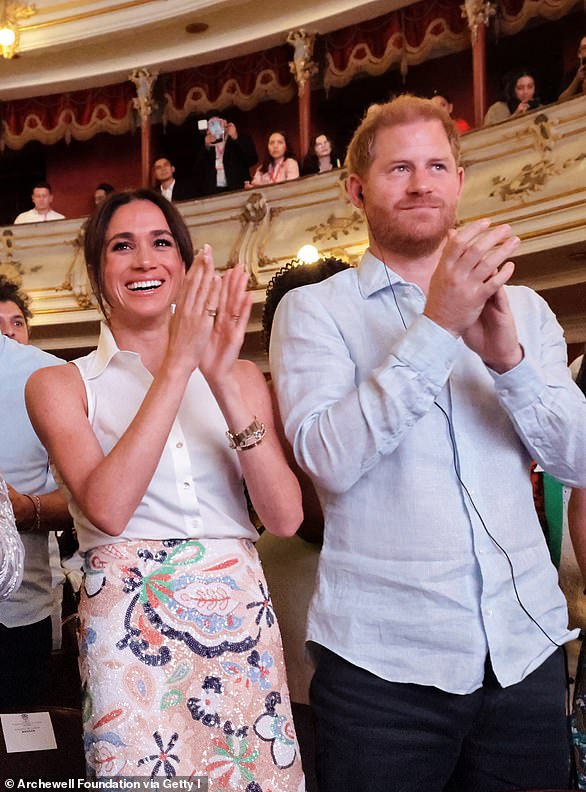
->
[176, 442, 183, 448]
[183, 481, 190, 489]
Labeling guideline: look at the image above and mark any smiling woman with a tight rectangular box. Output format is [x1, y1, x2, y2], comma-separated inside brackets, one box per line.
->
[25, 188, 306, 787]
[83, 189, 194, 321]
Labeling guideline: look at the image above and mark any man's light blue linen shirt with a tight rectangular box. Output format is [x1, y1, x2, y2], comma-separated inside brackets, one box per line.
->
[270, 251, 586, 695]
[0, 334, 63, 626]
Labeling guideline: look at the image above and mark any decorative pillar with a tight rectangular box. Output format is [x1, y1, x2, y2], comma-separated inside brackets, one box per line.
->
[461, 1, 496, 127]
[287, 29, 318, 160]
[129, 67, 158, 187]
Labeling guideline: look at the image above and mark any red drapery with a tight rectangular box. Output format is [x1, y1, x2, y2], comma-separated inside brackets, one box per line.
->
[1, 83, 135, 151]
[497, 0, 579, 34]
[323, 1, 469, 90]
[321, 0, 577, 90]
[0, 0, 578, 150]
[164, 45, 295, 125]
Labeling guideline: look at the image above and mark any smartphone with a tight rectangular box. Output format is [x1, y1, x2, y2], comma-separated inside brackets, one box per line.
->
[208, 119, 224, 142]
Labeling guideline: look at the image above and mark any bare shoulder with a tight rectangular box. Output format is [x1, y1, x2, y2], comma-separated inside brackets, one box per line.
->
[26, 361, 86, 414]
[27, 360, 83, 395]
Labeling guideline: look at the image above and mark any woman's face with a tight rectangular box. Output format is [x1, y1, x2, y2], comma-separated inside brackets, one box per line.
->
[315, 135, 332, 157]
[102, 200, 184, 319]
[268, 133, 287, 160]
[515, 75, 535, 103]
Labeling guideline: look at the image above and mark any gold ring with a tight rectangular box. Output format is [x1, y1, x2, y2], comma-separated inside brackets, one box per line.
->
[206, 308, 218, 318]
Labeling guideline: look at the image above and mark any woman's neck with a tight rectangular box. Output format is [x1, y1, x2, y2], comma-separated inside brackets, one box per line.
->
[109, 314, 170, 375]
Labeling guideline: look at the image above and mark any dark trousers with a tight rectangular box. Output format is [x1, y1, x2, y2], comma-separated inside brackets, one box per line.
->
[0, 616, 52, 709]
[310, 646, 571, 792]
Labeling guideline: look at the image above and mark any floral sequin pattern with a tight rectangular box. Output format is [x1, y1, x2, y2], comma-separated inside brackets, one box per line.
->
[254, 692, 299, 769]
[78, 538, 305, 789]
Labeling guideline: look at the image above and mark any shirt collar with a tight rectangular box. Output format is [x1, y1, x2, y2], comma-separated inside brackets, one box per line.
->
[357, 249, 406, 299]
[84, 322, 141, 379]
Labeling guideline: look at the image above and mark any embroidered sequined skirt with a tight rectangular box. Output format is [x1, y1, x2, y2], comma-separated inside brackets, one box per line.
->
[78, 537, 306, 791]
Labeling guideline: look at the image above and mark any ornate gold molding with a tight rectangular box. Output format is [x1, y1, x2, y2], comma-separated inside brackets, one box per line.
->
[460, 1, 496, 41]
[306, 210, 364, 244]
[228, 193, 277, 287]
[287, 29, 318, 97]
[129, 67, 158, 121]
[489, 114, 585, 203]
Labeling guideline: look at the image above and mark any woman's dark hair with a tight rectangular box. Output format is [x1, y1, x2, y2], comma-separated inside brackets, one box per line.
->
[0, 276, 32, 323]
[301, 134, 338, 176]
[259, 131, 298, 174]
[84, 188, 194, 317]
[576, 354, 586, 398]
[505, 68, 538, 113]
[262, 257, 350, 353]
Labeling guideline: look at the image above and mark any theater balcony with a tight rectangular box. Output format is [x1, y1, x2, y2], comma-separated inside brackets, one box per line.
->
[1, 93, 585, 365]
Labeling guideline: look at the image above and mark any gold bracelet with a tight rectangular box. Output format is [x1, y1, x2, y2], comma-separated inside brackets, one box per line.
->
[19, 493, 41, 533]
[226, 417, 266, 451]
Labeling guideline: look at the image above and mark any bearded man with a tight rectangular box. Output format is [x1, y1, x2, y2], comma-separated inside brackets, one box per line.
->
[270, 95, 586, 792]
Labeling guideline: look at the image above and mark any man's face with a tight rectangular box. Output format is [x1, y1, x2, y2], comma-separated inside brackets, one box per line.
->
[94, 189, 107, 206]
[0, 300, 29, 345]
[32, 188, 53, 214]
[352, 119, 463, 259]
[154, 159, 174, 183]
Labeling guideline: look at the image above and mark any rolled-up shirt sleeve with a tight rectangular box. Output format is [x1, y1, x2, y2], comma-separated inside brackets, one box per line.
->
[490, 288, 586, 487]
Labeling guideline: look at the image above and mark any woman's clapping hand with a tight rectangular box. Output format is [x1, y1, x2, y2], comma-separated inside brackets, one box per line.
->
[167, 244, 221, 375]
[200, 262, 253, 388]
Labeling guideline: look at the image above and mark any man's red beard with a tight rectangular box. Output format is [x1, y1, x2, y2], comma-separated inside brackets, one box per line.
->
[367, 198, 458, 259]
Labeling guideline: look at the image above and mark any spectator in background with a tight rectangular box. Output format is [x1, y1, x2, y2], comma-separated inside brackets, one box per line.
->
[247, 131, 299, 188]
[257, 256, 350, 792]
[94, 183, 114, 207]
[301, 134, 340, 176]
[194, 115, 257, 196]
[559, 35, 586, 102]
[0, 278, 31, 344]
[0, 276, 71, 709]
[152, 156, 194, 202]
[14, 182, 65, 224]
[431, 92, 471, 133]
[484, 68, 541, 126]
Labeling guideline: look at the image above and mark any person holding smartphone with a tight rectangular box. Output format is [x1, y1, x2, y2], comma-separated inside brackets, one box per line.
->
[194, 115, 258, 196]
[484, 68, 541, 126]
